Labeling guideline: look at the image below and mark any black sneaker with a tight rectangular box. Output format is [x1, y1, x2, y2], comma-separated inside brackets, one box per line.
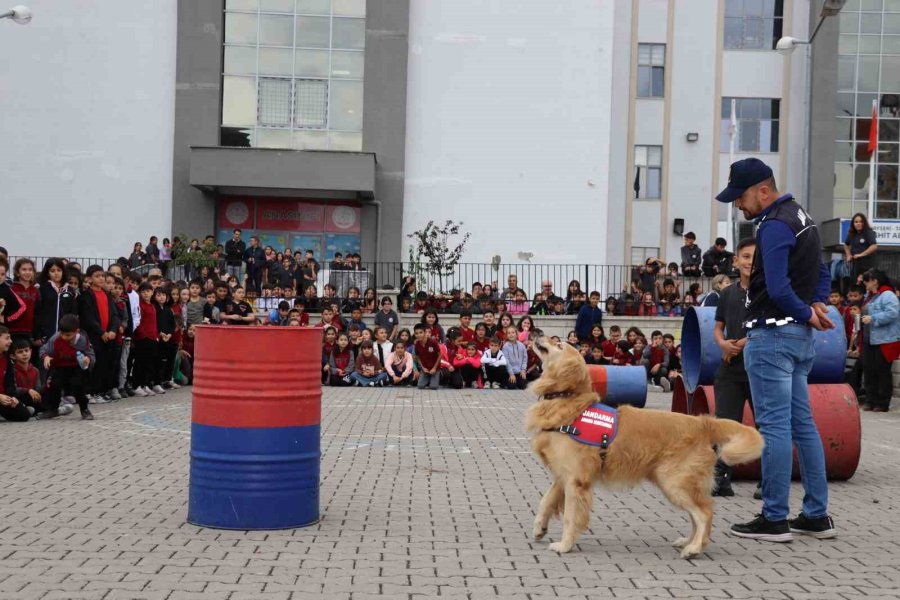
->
[712, 478, 735, 497]
[729, 514, 793, 543]
[81, 409, 95, 421]
[35, 409, 61, 420]
[789, 513, 837, 539]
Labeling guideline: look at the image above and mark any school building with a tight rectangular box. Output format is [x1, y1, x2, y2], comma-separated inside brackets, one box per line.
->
[2, 0, 899, 265]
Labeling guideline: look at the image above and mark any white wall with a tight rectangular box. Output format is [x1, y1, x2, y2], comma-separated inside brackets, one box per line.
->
[665, 0, 719, 259]
[402, 0, 615, 267]
[0, 0, 177, 260]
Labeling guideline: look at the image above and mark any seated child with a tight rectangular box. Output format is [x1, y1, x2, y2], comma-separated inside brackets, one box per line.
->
[328, 332, 355, 386]
[480, 338, 507, 389]
[525, 334, 543, 381]
[351, 341, 388, 387]
[386, 342, 415, 386]
[452, 341, 483, 389]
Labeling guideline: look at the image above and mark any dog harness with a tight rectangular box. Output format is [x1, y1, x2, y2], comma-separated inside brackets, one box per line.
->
[544, 402, 618, 450]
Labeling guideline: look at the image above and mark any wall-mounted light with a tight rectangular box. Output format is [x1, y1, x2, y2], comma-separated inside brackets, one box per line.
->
[685, 132, 699, 143]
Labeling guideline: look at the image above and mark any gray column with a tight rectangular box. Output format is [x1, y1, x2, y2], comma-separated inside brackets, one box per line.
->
[362, 0, 410, 264]
[807, 12, 840, 223]
[171, 0, 224, 240]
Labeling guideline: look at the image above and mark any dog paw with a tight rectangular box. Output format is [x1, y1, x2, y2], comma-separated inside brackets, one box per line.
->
[679, 545, 702, 559]
[533, 526, 548, 541]
[671, 537, 690, 549]
[549, 541, 573, 554]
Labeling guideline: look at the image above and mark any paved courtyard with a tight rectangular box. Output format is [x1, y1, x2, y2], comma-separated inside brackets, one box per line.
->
[1, 387, 899, 600]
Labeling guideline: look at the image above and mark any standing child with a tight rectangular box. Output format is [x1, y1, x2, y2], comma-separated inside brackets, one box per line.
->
[39, 315, 96, 420]
[185, 280, 206, 326]
[351, 341, 389, 387]
[153, 287, 176, 394]
[132, 283, 160, 397]
[321, 326, 337, 384]
[575, 291, 604, 342]
[458, 310, 475, 343]
[9, 258, 40, 357]
[480, 338, 508, 389]
[108, 276, 128, 400]
[502, 326, 528, 390]
[373, 297, 399, 340]
[77, 265, 120, 403]
[452, 342, 483, 388]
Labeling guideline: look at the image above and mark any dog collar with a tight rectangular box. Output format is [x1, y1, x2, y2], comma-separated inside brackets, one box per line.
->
[541, 391, 575, 400]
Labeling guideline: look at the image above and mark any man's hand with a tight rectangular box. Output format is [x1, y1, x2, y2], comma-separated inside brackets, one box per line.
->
[43, 356, 52, 369]
[0, 394, 18, 407]
[28, 389, 41, 403]
[809, 303, 835, 331]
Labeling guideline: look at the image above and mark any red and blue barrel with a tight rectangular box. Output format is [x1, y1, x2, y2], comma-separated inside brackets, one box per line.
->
[587, 365, 647, 408]
[690, 383, 860, 481]
[681, 306, 847, 391]
[188, 325, 322, 530]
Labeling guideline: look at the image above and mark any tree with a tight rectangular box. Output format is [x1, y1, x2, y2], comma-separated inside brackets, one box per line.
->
[406, 220, 471, 293]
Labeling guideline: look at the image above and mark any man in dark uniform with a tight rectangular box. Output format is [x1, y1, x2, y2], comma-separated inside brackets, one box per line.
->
[711, 237, 756, 497]
[715, 158, 837, 542]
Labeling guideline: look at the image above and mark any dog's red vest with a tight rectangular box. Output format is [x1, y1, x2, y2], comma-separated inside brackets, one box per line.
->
[565, 403, 618, 448]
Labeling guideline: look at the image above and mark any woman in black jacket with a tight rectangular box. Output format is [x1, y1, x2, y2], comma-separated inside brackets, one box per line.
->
[34, 258, 78, 343]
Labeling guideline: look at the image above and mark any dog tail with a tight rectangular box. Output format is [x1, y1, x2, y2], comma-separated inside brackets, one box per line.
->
[705, 418, 764, 466]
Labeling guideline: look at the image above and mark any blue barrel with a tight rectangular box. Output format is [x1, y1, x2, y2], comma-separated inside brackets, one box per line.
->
[681, 305, 848, 393]
[681, 307, 719, 393]
[808, 306, 847, 384]
[587, 365, 647, 408]
[188, 326, 321, 530]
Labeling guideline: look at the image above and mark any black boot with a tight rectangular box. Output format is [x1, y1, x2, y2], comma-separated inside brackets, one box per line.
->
[712, 460, 735, 497]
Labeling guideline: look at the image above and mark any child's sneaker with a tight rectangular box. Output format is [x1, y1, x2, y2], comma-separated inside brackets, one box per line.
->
[89, 395, 109, 405]
[81, 408, 95, 421]
[108, 388, 122, 401]
[62, 395, 76, 405]
[660, 378, 672, 392]
[133, 387, 149, 397]
[142, 386, 156, 396]
[168, 380, 181, 389]
[58, 404, 74, 416]
[151, 385, 166, 394]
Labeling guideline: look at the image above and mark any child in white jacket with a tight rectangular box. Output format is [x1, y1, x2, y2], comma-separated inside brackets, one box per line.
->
[480, 338, 508, 389]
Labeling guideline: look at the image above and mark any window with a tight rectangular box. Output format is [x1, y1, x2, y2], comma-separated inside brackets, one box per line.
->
[637, 44, 665, 98]
[724, 0, 784, 50]
[222, 1, 366, 150]
[631, 247, 660, 265]
[634, 145, 663, 199]
[720, 98, 780, 152]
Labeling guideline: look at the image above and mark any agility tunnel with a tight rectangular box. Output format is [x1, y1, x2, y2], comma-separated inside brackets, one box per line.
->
[188, 325, 322, 529]
[587, 365, 647, 408]
[680, 306, 847, 393]
[690, 384, 860, 481]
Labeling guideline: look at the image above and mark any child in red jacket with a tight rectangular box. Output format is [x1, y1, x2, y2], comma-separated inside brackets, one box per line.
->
[452, 342, 483, 389]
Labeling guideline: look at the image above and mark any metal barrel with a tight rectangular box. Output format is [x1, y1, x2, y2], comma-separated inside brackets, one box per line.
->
[681, 306, 848, 392]
[680, 307, 720, 393]
[587, 365, 647, 408]
[670, 374, 689, 414]
[690, 384, 860, 481]
[808, 306, 848, 384]
[188, 325, 322, 529]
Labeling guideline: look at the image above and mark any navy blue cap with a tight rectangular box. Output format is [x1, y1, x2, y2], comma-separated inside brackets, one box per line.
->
[715, 158, 774, 203]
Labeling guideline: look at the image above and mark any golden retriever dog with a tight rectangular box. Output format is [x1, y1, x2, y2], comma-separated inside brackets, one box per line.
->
[525, 337, 763, 558]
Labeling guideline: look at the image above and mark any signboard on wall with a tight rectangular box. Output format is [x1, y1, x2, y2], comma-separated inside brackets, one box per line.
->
[256, 201, 325, 232]
[839, 218, 900, 247]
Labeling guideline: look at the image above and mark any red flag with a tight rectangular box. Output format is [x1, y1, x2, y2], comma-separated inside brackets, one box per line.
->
[868, 102, 878, 156]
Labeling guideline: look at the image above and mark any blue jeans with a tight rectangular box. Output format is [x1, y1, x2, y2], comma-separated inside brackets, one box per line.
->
[744, 323, 829, 521]
[350, 371, 388, 386]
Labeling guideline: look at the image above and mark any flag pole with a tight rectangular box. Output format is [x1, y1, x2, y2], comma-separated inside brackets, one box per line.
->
[727, 99, 736, 245]
[868, 98, 877, 222]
